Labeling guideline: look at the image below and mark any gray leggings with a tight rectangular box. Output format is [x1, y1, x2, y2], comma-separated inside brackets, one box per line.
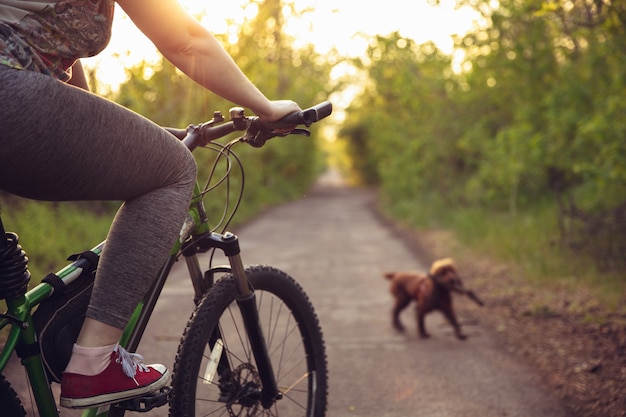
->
[0, 66, 197, 329]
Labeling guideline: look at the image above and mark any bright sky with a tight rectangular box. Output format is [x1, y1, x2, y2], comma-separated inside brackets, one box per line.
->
[83, 0, 480, 90]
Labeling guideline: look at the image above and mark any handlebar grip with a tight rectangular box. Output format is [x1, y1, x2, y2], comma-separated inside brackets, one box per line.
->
[308, 101, 333, 121]
[262, 101, 333, 129]
[293, 101, 333, 126]
[280, 101, 333, 127]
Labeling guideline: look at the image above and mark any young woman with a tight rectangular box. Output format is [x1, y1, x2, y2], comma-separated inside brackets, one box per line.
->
[0, 0, 300, 409]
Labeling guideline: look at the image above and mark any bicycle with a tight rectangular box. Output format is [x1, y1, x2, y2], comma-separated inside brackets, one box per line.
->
[0, 101, 332, 417]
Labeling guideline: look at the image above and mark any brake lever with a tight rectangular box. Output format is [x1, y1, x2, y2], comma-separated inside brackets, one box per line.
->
[287, 129, 311, 137]
[244, 128, 310, 148]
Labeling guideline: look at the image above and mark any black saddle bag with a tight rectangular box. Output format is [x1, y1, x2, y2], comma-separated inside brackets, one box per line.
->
[32, 263, 95, 383]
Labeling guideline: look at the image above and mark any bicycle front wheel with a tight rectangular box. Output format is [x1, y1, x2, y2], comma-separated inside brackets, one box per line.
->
[170, 265, 328, 417]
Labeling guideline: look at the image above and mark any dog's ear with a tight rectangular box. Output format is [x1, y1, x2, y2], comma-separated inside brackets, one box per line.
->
[383, 272, 395, 280]
[429, 258, 456, 277]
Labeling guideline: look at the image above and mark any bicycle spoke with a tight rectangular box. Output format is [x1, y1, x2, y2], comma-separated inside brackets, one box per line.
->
[171, 266, 327, 417]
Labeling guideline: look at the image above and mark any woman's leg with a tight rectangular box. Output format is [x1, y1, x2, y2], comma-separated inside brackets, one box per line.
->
[1, 66, 196, 328]
[0, 66, 197, 407]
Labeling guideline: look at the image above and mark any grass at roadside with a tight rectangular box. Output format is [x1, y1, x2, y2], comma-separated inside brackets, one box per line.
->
[380, 192, 626, 313]
[3, 187, 623, 314]
[1, 199, 115, 281]
[0, 199, 114, 331]
[0, 185, 288, 287]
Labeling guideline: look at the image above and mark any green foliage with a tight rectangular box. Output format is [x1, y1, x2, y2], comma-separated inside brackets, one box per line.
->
[109, 0, 333, 223]
[0, 0, 335, 282]
[0, 197, 114, 281]
[383, 188, 625, 305]
[341, 34, 460, 197]
[341, 0, 626, 274]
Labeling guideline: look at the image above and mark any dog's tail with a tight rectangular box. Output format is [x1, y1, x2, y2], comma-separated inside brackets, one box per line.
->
[383, 272, 395, 280]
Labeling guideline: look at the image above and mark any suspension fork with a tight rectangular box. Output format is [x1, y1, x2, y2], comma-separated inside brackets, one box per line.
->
[204, 232, 280, 408]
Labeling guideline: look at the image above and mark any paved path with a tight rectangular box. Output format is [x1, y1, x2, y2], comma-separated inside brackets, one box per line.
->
[5, 176, 569, 416]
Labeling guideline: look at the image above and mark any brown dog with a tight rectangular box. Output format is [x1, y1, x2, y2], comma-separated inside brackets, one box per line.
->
[383, 258, 483, 340]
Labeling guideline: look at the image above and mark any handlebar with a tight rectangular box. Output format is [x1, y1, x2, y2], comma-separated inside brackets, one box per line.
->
[257, 101, 333, 129]
[166, 101, 332, 151]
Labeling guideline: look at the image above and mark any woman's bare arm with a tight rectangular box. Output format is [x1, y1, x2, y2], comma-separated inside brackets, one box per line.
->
[67, 60, 90, 91]
[115, 0, 299, 120]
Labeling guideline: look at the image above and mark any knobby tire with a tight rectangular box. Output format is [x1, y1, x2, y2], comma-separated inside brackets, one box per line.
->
[169, 265, 328, 417]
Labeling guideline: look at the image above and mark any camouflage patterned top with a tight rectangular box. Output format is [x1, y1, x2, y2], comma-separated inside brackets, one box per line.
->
[0, 0, 114, 81]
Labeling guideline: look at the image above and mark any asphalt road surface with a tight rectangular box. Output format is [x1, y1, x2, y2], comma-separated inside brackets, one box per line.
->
[5, 171, 569, 416]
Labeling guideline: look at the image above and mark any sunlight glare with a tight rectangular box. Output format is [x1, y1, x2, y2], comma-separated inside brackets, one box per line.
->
[84, 0, 480, 91]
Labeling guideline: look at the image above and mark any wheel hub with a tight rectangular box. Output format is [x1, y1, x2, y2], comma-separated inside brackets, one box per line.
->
[220, 363, 263, 417]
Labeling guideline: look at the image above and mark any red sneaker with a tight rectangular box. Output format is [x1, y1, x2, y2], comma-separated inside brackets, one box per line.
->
[60, 345, 170, 409]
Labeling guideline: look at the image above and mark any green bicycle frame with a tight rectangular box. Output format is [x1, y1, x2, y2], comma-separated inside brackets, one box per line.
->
[0, 242, 104, 416]
[2, 100, 331, 417]
[0, 180, 213, 417]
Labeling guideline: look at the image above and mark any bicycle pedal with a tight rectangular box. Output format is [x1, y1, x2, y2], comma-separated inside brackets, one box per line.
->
[115, 386, 171, 412]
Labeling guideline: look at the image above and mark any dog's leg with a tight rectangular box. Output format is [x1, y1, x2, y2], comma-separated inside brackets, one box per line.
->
[392, 296, 411, 331]
[442, 308, 467, 340]
[417, 309, 430, 338]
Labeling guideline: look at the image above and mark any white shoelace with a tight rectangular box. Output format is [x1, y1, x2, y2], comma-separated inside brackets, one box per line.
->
[113, 345, 150, 385]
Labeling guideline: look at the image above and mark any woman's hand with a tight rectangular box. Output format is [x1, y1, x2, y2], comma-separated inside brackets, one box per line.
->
[258, 100, 302, 133]
[257, 100, 301, 122]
